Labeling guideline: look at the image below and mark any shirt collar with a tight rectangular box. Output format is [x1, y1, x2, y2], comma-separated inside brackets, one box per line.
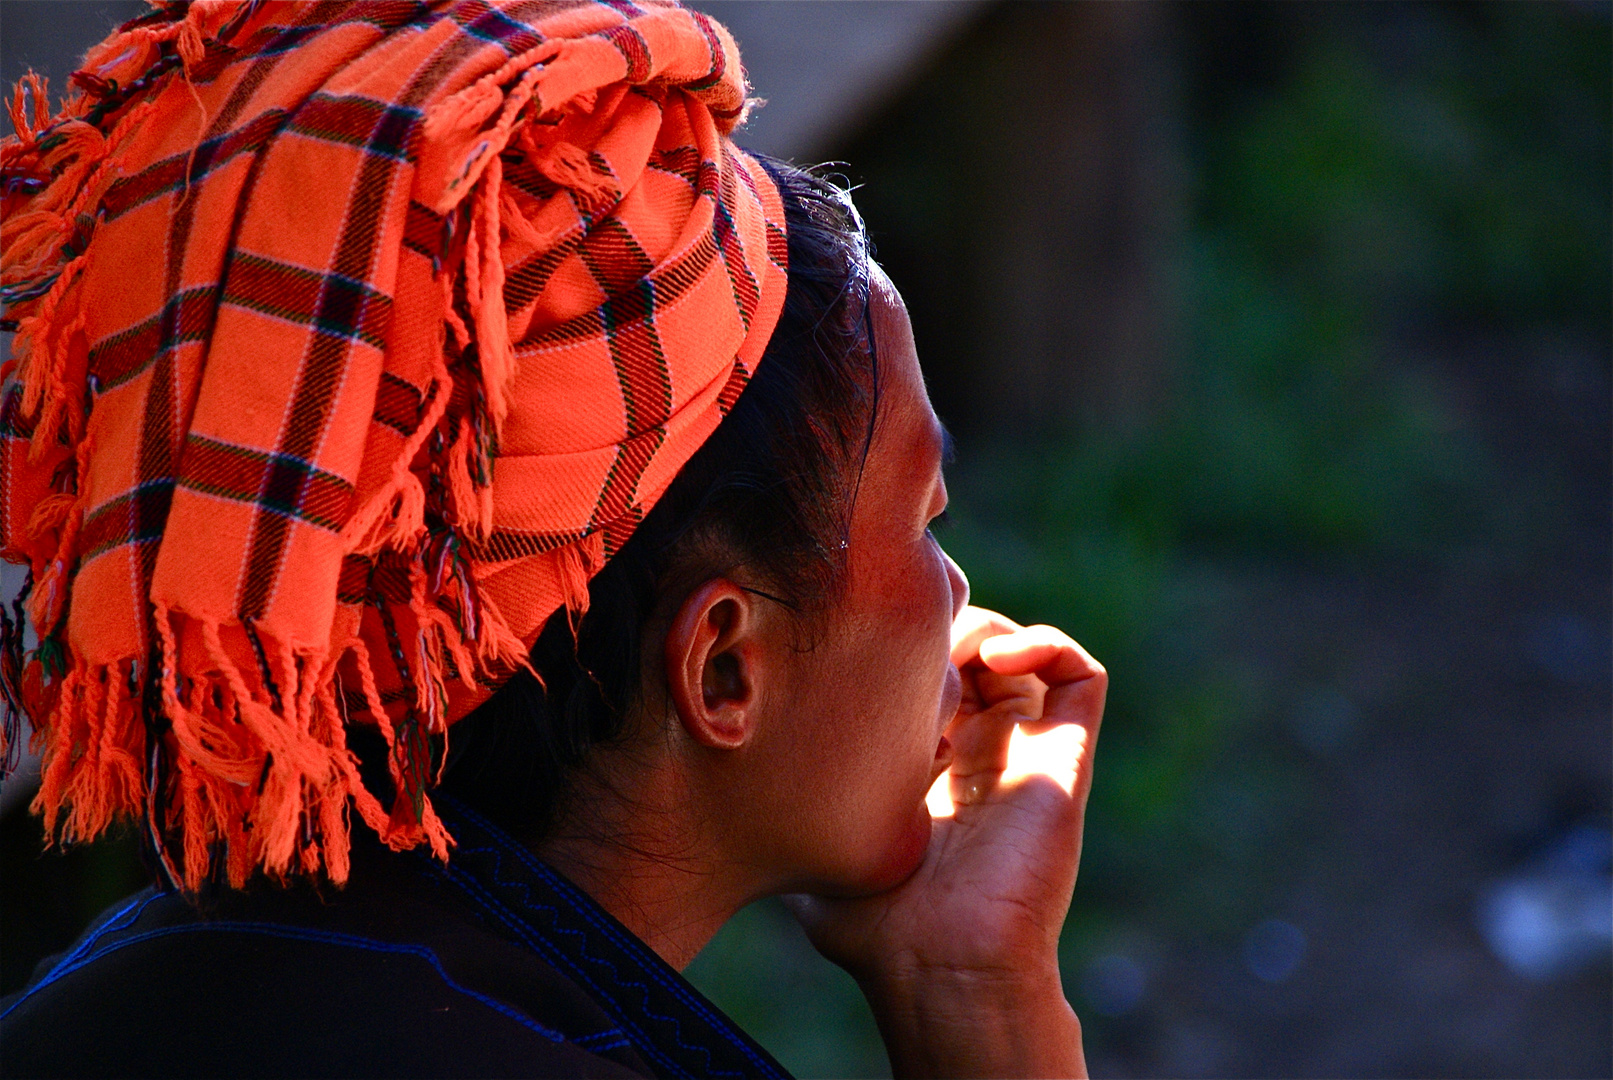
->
[433, 795, 793, 1080]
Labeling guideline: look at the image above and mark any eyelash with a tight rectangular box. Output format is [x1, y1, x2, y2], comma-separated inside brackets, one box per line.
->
[928, 509, 953, 534]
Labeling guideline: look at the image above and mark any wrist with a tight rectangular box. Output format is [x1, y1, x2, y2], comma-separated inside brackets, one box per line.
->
[859, 961, 1086, 1079]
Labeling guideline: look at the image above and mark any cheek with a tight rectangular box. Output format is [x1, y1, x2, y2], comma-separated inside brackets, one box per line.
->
[887, 543, 961, 711]
[839, 557, 958, 882]
[763, 543, 956, 892]
[760, 649, 935, 892]
[842, 541, 960, 772]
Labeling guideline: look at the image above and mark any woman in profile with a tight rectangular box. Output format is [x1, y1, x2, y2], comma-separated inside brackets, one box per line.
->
[0, 3, 1105, 1076]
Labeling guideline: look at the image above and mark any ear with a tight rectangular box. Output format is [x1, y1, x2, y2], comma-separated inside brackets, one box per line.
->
[664, 579, 767, 751]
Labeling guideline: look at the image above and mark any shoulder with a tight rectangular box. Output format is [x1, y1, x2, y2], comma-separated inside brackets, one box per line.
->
[2, 865, 650, 1079]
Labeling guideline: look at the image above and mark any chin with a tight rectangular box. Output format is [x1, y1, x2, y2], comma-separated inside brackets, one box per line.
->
[844, 799, 933, 896]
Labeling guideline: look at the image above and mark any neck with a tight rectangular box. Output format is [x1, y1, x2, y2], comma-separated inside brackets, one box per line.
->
[533, 766, 754, 971]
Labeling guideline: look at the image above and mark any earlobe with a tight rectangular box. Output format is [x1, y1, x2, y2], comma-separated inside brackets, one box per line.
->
[665, 580, 761, 751]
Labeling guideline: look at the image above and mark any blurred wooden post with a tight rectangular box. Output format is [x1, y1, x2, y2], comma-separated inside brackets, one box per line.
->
[841, 1, 1185, 439]
[968, 1, 1183, 435]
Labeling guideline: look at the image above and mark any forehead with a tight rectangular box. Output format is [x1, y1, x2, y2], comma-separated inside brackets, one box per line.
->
[867, 269, 941, 456]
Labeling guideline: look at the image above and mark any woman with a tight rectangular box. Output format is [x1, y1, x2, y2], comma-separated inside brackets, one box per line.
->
[0, 3, 1104, 1076]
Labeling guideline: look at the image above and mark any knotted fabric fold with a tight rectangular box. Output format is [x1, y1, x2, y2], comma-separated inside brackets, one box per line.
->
[0, 0, 787, 890]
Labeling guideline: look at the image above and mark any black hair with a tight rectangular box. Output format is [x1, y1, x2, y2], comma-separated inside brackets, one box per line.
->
[437, 158, 878, 841]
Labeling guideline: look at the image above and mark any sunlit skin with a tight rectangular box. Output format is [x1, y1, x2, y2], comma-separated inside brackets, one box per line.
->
[537, 268, 1107, 1079]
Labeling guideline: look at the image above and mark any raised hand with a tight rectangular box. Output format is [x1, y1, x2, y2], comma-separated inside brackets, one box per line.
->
[787, 606, 1106, 1079]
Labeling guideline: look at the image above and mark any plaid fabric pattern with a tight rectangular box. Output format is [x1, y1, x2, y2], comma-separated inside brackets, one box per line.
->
[0, 0, 787, 889]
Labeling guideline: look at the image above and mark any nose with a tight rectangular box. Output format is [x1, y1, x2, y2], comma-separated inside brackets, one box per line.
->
[944, 550, 969, 619]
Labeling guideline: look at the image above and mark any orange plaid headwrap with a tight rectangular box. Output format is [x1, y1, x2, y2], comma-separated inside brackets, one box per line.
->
[0, 0, 787, 888]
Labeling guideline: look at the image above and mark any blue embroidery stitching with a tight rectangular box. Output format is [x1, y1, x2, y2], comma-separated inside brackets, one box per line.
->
[440, 858, 708, 1078]
[443, 797, 780, 1075]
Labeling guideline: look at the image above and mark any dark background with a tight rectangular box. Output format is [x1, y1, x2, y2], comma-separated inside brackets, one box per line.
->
[3, 3, 1609, 1077]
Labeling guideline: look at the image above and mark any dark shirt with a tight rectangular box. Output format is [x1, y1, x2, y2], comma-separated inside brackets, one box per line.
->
[1, 797, 791, 1079]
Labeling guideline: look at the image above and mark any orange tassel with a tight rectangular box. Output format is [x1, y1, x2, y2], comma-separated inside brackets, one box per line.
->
[340, 373, 447, 556]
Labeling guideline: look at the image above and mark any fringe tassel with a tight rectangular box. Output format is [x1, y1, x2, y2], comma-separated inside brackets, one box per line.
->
[5, 72, 54, 141]
[555, 531, 606, 626]
[466, 154, 516, 441]
[21, 583, 480, 889]
[31, 667, 83, 840]
[94, 663, 143, 825]
[340, 371, 448, 556]
[26, 504, 81, 642]
[443, 401, 495, 542]
[4, 74, 161, 462]
[3, 1, 644, 889]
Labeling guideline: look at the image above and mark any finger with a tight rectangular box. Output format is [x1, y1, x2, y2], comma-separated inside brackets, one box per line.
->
[1041, 667, 1107, 737]
[950, 605, 1022, 668]
[967, 627, 1106, 784]
[946, 614, 1107, 812]
[967, 667, 1045, 721]
[946, 697, 1022, 776]
[1030, 663, 1107, 810]
[945, 669, 1049, 795]
[978, 625, 1104, 687]
[1001, 721, 1090, 796]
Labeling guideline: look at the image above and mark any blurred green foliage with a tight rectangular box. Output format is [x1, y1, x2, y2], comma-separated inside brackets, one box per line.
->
[688, 4, 1609, 1074]
[953, 0, 1608, 940]
[949, 0, 1608, 1024]
[0, 3, 1604, 1073]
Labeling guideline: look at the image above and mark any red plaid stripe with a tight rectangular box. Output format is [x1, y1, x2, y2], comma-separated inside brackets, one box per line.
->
[178, 435, 356, 532]
[715, 357, 749, 417]
[519, 223, 724, 347]
[449, 0, 549, 54]
[102, 108, 286, 222]
[79, 483, 175, 564]
[504, 230, 589, 313]
[461, 524, 591, 564]
[287, 94, 419, 162]
[765, 220, 788, 270]
[590, 424, 665, 539]
[649, 145, 702, 185]
[402, 200, 448, 264]
[223, 254, 393, 351]
[88, 287, 218, 392]
[684, 12, 728, 95]
[373, 372, 427, 436]
[599, 23, 653, 83]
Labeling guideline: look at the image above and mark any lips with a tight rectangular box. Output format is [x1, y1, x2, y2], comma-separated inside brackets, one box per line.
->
[938, 661, 963, 729]
[933, 662, 962, 770]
